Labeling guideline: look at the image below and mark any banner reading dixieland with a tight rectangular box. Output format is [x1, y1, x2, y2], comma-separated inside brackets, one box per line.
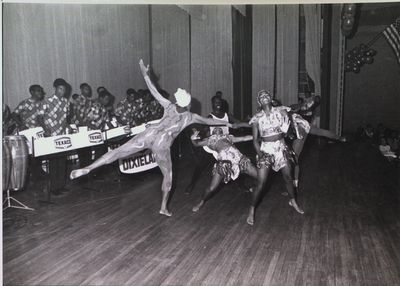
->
[108, 145, 158, 174]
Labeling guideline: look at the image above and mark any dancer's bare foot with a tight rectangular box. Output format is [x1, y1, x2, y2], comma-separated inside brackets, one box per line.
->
[159, 209, 172, 217]
[246, 207, 255, 225]
[192, 200, 204, 212]
[70, 168, 90, 180]
[289, 199, 304, 214]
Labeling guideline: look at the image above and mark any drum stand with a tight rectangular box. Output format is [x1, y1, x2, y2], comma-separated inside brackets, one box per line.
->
[3, 189, 35, 211]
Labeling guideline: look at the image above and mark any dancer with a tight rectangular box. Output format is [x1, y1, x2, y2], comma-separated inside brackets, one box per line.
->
[272, 100, 346, 188]
[247, 90, 304, 226]
[184, 95, 249, 194]
[70, 59, 235, 217]
[191, 127, 257, 212]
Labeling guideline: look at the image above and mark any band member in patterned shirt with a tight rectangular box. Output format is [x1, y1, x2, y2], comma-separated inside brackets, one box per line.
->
[71, 59, 238, 217]
[71, 83, 93, 126]
[12, 85, 45, 130]
[37, 78, 72, 195]
[115, 88, 139, 127]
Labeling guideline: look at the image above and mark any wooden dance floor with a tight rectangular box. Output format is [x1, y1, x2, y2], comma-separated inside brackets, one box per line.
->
[3, 140, 400, 285]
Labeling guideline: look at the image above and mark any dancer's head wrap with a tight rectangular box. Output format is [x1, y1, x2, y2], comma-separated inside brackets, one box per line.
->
[257, 89, 272, 106]
[174, 88, 191, 107]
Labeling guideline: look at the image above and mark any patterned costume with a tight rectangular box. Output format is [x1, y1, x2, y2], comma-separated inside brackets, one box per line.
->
[207, 134, 250, 183]
[38, 95, 70, 136]
[71, 95, 93, 126]
[86, 99, 109, 130]
[249, 108, 293, 171]
[13, 98, 43, 129]
[274, 106, 311, 139]
[115, 98, 137, 126]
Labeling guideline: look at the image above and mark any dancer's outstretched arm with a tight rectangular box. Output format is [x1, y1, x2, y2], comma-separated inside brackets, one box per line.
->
[191, 114, 233, 128]
[139, 59, 170, 108]
[191, 138, 209, 147]
[232, 135, 253, 143]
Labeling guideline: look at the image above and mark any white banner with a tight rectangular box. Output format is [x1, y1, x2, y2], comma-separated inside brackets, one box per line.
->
[19, 127, 45, 154]
[33, 130, 103, 157]
[118, 149, 158, 174]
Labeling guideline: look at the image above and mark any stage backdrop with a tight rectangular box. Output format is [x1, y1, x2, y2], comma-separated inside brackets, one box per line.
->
[3, 4, 151, 109]
[151, 5, 190, 99]
[252, 5, 276, 114]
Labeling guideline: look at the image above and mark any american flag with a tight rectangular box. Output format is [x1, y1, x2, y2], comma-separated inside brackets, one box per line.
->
[383, 18, 400, 65]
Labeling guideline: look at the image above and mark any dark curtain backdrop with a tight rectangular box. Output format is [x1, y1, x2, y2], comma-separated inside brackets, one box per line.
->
[252, 5, 276, 113]
[190, 6, 233, 116]
[276, 5, 299, 106]
[3, 4, 150, 109]
[151, 5, 190, 98]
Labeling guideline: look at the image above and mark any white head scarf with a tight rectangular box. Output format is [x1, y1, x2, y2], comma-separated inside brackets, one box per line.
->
[174, 88, 191, 107]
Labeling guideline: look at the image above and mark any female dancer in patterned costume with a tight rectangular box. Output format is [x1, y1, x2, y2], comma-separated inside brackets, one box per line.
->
[247, 90, 304, 226]
[191, 127, 258, 212]
[70, 60, 235, 217]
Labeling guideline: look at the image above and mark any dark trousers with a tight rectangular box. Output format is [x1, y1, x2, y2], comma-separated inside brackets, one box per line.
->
[77, 147, 92, 168]
[49, 154, 67, 191]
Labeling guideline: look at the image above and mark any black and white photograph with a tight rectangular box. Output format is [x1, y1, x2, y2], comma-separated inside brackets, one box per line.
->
[1, 1, 400, 285]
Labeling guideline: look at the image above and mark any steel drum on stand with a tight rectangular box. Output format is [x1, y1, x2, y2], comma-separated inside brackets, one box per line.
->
[3, 135, 34, 211]
[2, 140, 11, 191]
[4, 135, 29, 191]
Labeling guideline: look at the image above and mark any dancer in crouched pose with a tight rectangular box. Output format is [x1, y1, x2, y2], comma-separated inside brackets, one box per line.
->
[247, 90, 304, 226]
[70, 59, 236, 217]
[191, 127, 258, 212]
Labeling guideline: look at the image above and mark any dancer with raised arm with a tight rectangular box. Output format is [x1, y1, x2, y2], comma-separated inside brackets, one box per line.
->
[191, 127, 257, 212]
[70, 59, 235, 217]
[247, 90, 304, 226]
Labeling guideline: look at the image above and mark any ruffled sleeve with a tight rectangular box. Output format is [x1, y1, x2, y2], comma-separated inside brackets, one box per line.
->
[249, 113, 260, 125]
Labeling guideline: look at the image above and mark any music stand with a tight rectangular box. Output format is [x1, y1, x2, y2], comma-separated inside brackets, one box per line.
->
[3, 189, 35, 211]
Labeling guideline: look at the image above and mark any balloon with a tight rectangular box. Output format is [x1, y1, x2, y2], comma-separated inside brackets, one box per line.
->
[343, 4, 356, 15]
[345, 64, 352, 72]
[369, 49, 377, 56]
[346, 53, 354, 60]
[356, 59, 363, 66]
[361, 56, 367, 63]
[353, 66, 360, 73]
[366, 57, 373, 64]
[360, 44, 367, 50]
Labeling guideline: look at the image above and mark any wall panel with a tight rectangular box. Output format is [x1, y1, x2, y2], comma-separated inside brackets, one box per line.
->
[190, 5, 233, 115]
[252, 5, 276, 114]
[151, 5, 190, 97]
[3, 4, 150, 109]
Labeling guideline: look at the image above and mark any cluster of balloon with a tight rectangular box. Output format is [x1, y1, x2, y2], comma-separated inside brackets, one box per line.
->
[345, 44, 377, 73]
[341, 4, 357, 37]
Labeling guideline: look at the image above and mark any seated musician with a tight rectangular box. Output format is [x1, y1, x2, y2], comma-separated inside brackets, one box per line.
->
[3, 103, 17, 136]
[36, 78, 72, 195]
[115, 88, 140, 127]
[12, 85, 45, 131]
[71, 83, 93, 126]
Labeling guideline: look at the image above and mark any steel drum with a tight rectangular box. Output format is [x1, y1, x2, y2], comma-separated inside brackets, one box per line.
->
[4, 135, 29, 190]
[2, 140, 12, 190]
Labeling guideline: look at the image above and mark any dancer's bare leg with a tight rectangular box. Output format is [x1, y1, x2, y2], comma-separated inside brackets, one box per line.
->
[292, 135, 307, 187]
[281, 165, 304, 215]
[243, 163, 258, 179]
[247, 167, 270, 226]
[242, 163, 258, 192]
[309, 125, 346, 142]
[154, 148, 173, 217]
[70, 136, 148, 179]
[192, 173, 223, 212]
